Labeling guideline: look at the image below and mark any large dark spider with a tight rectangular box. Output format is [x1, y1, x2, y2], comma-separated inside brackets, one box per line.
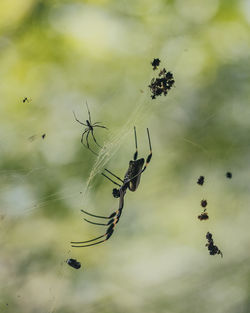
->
[71, 127, 152, 248]
[73, 102, 107, 155]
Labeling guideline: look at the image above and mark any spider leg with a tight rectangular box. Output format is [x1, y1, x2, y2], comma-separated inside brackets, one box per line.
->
[82, 131, 98, 156]
[73, 111, 87, 126]
[85, 131, 90, 148]
[141, 128, 152, 172]
[104, 168, 124, 183]
[101, 173, 121, 187]
[80, 129, 89, 145]
[133, 126, 138, 160]
[90, 129, 102, 148]
[71, 233, 107, 244]
[81, 209, 116, 219]
[72, 239, 107, 248]
[92, 125, 108, 130]
[85, 101, 92, 124]
[83, 217, 114, 226]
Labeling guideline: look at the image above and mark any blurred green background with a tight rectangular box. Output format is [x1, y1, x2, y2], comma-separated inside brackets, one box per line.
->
[1, 0, 250, 312]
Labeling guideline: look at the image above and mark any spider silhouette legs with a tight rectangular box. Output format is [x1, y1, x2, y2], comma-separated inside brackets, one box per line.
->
[101, 168, 123, 188]
[73, 111, 87, 126]
[71, 208, 123, 247]
[90, 129, 102, 148]
[71, 190, 126, 247]
[85, 101, 92, 123]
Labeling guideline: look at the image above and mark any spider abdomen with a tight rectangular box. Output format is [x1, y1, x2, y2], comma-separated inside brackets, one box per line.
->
[124, 158, 144, 191]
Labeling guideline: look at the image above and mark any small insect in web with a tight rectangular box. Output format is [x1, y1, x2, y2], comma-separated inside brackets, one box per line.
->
[226, 171, 232, 179]
[151, 58, 161, 70]
[200, 199, 207, 208]
[198, 209, 209, 221]
[197, 175, 205, 186]
[71, 127, 152, 248]
[198, 200, 208, 220]
[66, 258, 81, 269]
[22, 97, 32, 103]
[73, 102, 107, 155]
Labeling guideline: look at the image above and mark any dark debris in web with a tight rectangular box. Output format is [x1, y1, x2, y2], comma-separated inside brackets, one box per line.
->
[149, 60, 175, 99]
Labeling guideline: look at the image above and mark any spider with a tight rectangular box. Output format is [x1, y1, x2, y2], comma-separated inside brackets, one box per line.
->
[71, 127, 152, 248]
[73, 102, 107, 155]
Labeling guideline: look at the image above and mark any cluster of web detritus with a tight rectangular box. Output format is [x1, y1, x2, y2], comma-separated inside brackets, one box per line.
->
[196, 172, 232, 257]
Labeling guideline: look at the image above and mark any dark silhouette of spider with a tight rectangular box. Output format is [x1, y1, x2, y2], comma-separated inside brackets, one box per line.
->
[73, 102, 107, 155]
[226, 172, 232, 179]
[71, 127, 152, 248]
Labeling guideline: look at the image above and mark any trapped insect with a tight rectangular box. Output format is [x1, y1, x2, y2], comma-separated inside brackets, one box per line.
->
[200, 199, 207, 208]
[66, 258, 81, 269]
[71, 127, 152, 248]
[23, 97, 31, 103]
[198, 210, 209, 221]
[151, 58, 161, 70]
[73, 102, 107, 155]
[197, 176, 204, 186]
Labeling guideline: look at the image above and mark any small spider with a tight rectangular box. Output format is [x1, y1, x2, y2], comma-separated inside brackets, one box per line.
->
[71, 127, 152, 248]
[73, 102, 107, 155]
[197, 176, 204, 186]
[226, 172, 232, 179]
[66, 258, 81, 269]
[151, 58, 161, 70]
[42, 133, 46, 139]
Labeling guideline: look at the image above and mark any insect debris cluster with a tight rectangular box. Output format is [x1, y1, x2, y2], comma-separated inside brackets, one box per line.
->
[206, 232, 223, 257]
[196, 175, 223, 257]
[149, 60, 175, 99]
[198, 199, 209, 221]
